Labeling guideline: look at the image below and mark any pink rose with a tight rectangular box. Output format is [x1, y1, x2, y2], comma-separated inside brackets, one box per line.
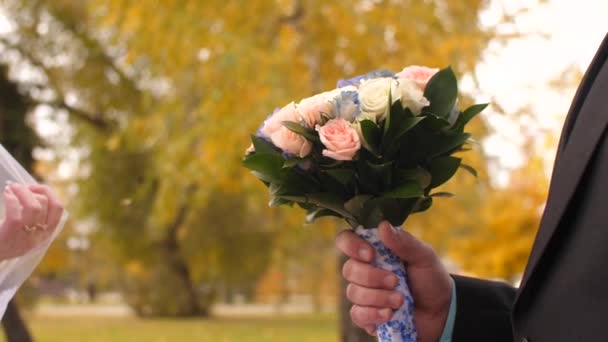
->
[397, 65, 439, 90]
[316, 118, 361, 161]
[270, 126, 312, 158]
[260, 102, 300, 138]
[297, 94, 332, 128]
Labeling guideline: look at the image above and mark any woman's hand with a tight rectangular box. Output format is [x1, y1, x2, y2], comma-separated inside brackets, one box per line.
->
[0, 183, 64, 261]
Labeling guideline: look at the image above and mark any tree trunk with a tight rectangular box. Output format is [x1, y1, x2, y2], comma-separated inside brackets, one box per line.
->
[339, 254, 375, 342]
[1, 300, 33, 342]
[161, 184, 203, 316]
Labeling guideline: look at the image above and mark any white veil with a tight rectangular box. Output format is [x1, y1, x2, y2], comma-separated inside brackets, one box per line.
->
[0, 144, 67, 318]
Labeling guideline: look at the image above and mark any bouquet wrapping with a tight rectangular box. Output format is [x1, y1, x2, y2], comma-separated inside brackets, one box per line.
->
[244, 65, 486, 341]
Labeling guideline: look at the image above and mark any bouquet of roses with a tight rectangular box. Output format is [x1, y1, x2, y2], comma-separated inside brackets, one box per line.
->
[243, 65, 486, 342]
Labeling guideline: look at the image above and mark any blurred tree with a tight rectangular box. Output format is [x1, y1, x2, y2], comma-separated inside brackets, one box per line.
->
[76, 0, 500, 327]
[450, 147, 549, 283]
[0, 0, 544, 339]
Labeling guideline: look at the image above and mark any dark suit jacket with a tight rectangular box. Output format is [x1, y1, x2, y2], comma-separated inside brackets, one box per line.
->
[453, 33, 608, 342]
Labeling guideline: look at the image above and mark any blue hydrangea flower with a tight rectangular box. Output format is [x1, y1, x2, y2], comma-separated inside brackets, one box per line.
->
[337, 69, 396, 88]
[330, 90, 361, 122]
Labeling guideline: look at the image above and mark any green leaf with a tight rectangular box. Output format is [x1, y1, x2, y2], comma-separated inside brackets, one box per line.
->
[280, 193, 354, 220]
[459, 164, 478, 178]
[344, 195, 373, 219]
[428, 156, 461, 188]
[458, 103, 488, 127]
[325, 169, 355, 185]
[383, 91, 399, 135]
[430, 192, 455, 198]
[282, 121, 319, 142]
[383, 108, 425, 154]
[430, 133, 471, 158]
[243, 153, 285, 184]
[359, 120, 381, 155]
[269, 196, 292, 207]
[383, 180, 424, 199]
[297, 202, 316, 211]
[357, 199, 385, 228]
[283, 157, 307, 169]
[393, 116, 425, 141]
[251, 135, 279, 155]
[306, 209, 342, 223]
[367, 161, 393, 190]
[412, 196, 433, 213]
[275, 195, 307, 202]
[394, 167, 432, 189]
[284, 168, 320, 193]
[358, 197, 417, 228]
[269, 183, 286, 196]
[423, 114, 451, 130]
[423, 66, 458, 119]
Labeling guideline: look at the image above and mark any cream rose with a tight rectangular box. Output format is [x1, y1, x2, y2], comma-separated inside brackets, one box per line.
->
[316, 118, 361, 161]
[398, 79, 430, 115]
[297, 94, 332, 128]
[358, 77, 400, 121]
[260, 102, 300, 138]
[270, 126, 312, 158]
[397, 65, 439, 90]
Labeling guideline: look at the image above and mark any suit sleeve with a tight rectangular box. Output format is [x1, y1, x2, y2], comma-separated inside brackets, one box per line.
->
[451, 275, 516, 342]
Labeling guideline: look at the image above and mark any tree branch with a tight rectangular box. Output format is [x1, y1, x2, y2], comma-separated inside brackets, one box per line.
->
[0, 37, 114, 132]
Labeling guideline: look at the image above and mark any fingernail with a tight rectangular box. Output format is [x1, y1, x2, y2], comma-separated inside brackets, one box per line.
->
[390, 293, 403, 308]
[358, 249, 371, 261]
[384, 275, 397, 288]
[379, 308, 392, 320]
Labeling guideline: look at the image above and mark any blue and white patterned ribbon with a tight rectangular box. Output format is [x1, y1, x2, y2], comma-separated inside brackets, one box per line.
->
[355, 226, 417, 342]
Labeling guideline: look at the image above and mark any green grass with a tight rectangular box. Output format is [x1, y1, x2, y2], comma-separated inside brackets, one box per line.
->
[6, 314, 337, 342]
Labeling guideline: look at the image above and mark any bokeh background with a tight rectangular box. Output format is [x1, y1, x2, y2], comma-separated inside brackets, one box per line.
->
[0, 0, 605, 341]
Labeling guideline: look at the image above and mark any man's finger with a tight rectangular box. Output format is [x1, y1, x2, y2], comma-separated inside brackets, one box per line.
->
[342, 258, 398, 290]
[336, 230, 374, 262]
[346, 284, 403, 309]
[363, 325, 377, 336]
[378, 221, 436, 267]
[350, 305, 393, 327]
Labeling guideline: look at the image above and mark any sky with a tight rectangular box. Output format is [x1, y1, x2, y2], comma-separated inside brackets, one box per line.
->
[470, 0, 607, 183]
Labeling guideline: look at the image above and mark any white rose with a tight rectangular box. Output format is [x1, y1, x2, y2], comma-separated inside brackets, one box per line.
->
[398, 79, 430, 115]
[358, 77, 400, 121]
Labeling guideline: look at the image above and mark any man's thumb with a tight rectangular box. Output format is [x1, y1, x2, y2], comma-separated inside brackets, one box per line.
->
[378, 221, 437, 267]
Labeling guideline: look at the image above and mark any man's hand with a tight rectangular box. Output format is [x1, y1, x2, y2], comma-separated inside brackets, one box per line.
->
[336, 221, 453, 341]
